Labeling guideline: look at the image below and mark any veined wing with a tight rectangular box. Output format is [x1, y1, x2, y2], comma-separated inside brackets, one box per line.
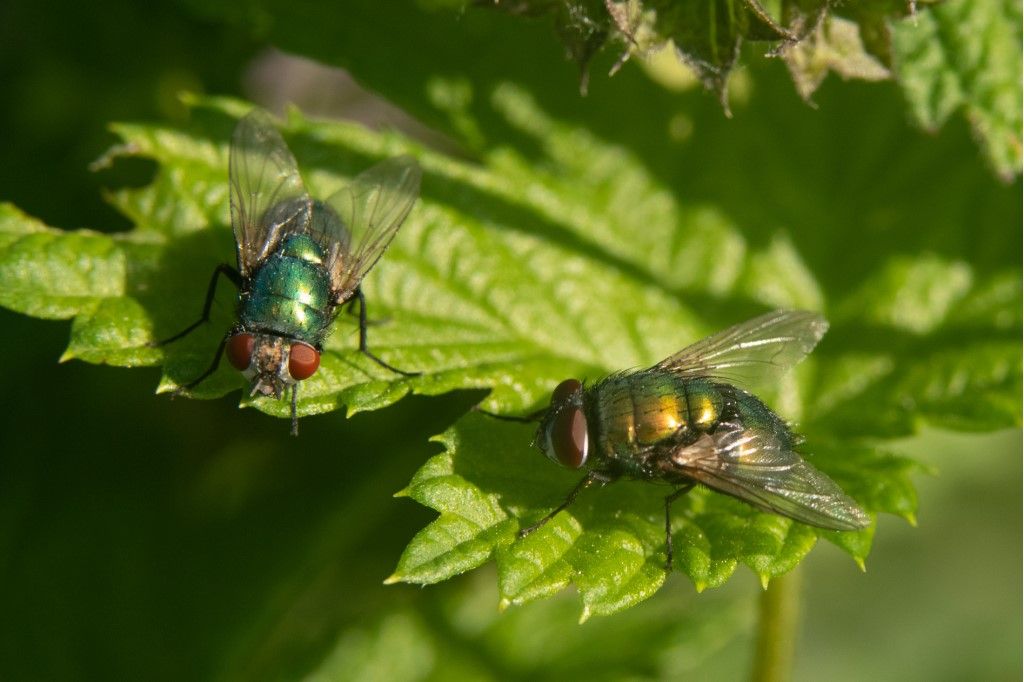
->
[662, 419, 869, 531]
[655, 310, 828, 391]
[229, 109, 311, 276]
[321, 155, 421, 302]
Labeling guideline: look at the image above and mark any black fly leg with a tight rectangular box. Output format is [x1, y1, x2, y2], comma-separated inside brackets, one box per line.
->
[352, 287, 420, 377]
[150, 264, 242, 346]
[472, 405, 549, 423]
[290, 384, 299, 437]
[173, 332, 230, 394]
[150, 263, 241, 394]
[663, 482, 696, 573]
[519, 472, 610, 538]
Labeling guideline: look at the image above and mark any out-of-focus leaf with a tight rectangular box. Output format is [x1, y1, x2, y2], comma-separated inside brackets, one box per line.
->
[782, 15, 890, 102]
[648, 0, 791, 105]
[891, 0, 1023, 180]
[0, 204, 160, 366]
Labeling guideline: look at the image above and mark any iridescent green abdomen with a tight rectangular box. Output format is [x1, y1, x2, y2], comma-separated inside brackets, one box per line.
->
[241, 234, 333, 344]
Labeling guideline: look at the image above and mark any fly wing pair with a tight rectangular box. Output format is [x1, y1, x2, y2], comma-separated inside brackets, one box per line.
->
[228, 109, 421, 303]
[653, 310, 869, 531]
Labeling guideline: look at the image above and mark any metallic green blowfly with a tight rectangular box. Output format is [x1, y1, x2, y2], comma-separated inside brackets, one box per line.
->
[153, 110, 422, 435]
[497, 310, 869, 570]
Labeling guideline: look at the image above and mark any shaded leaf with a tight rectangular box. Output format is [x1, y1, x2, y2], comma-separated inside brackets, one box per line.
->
[649, 0, 792, 106]
[891, 0, 1023, 180]
[0, 84, 1016, 616]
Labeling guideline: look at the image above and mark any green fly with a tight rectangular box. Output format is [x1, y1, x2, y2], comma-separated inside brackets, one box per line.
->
[494, 311, 869, 570]
[153, 110, 421, 435]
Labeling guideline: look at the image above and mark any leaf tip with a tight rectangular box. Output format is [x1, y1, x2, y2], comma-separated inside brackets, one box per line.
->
[155, 379, 179, 395]
[902, 511, 918, 527]
[393, 487, 411, 499]
[497, 598, 511, 613]
[58, 349, 76, 363]
[382, 573, 404, 585]
[759, 574, 771, 591]
[855, 557, 867, 572]
[578, 606, 592, 625]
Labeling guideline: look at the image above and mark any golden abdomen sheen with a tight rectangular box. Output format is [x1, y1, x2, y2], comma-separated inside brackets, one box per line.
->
[594, 373, 723, 454]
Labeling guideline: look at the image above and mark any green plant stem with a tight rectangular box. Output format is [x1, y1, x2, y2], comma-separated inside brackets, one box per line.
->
[751, 567, 801, 682]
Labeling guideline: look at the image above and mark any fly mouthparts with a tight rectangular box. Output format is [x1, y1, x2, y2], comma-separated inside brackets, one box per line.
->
[249, 378, 280, 399]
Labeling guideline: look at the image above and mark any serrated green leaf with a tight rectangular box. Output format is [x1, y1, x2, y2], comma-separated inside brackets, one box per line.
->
[744, 523, 819, 588]
[496, 514, 582, 608]
[3, 0, 1019, 618]
[4, 0, 1021, 675]
[389, 411, 918, 617]
[891, 0, 1023, 180]
[0, 204, 126, 319]
[3, 82, 1017, 616]
[823, 522, 877, 569]
[672, 517, 739, 592]
[387, 515, 517, 585]
[570, 528, 666, 622]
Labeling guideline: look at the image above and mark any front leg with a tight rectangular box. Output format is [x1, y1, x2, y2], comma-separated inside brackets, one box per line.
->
[172, 331, 231, 394]
[519, 471, 616, 538]
[472, 404, 548, 423]
[151, 263, 242, 346]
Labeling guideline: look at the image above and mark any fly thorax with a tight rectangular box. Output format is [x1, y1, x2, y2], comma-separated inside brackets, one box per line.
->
[280, 234, 326, 264]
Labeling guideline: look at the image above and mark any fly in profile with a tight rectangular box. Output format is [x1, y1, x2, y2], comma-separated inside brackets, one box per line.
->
[494, 310, 869, 570]
[153, 110, 422, 435]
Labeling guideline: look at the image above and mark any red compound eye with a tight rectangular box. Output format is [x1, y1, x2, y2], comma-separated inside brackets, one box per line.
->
[550, 378, 582, 405]
[549, 405, 589, 469]
[226, 333, 255, 371]
[288, 342, 320, 380]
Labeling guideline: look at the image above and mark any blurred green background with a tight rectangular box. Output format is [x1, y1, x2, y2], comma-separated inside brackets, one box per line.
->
[0, 1, 1019, 679]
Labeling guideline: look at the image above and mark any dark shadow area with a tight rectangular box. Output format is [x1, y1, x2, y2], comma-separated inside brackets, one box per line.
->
[0, 0, 258, 232]
[0, 305, 487, 679]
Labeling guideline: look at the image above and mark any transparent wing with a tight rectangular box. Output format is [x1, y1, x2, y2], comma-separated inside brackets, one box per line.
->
[321, 155, 421, 301]
[229, 109, 311, 275]
[655, 310, 828, 391]
[662, 420, 869, 531]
